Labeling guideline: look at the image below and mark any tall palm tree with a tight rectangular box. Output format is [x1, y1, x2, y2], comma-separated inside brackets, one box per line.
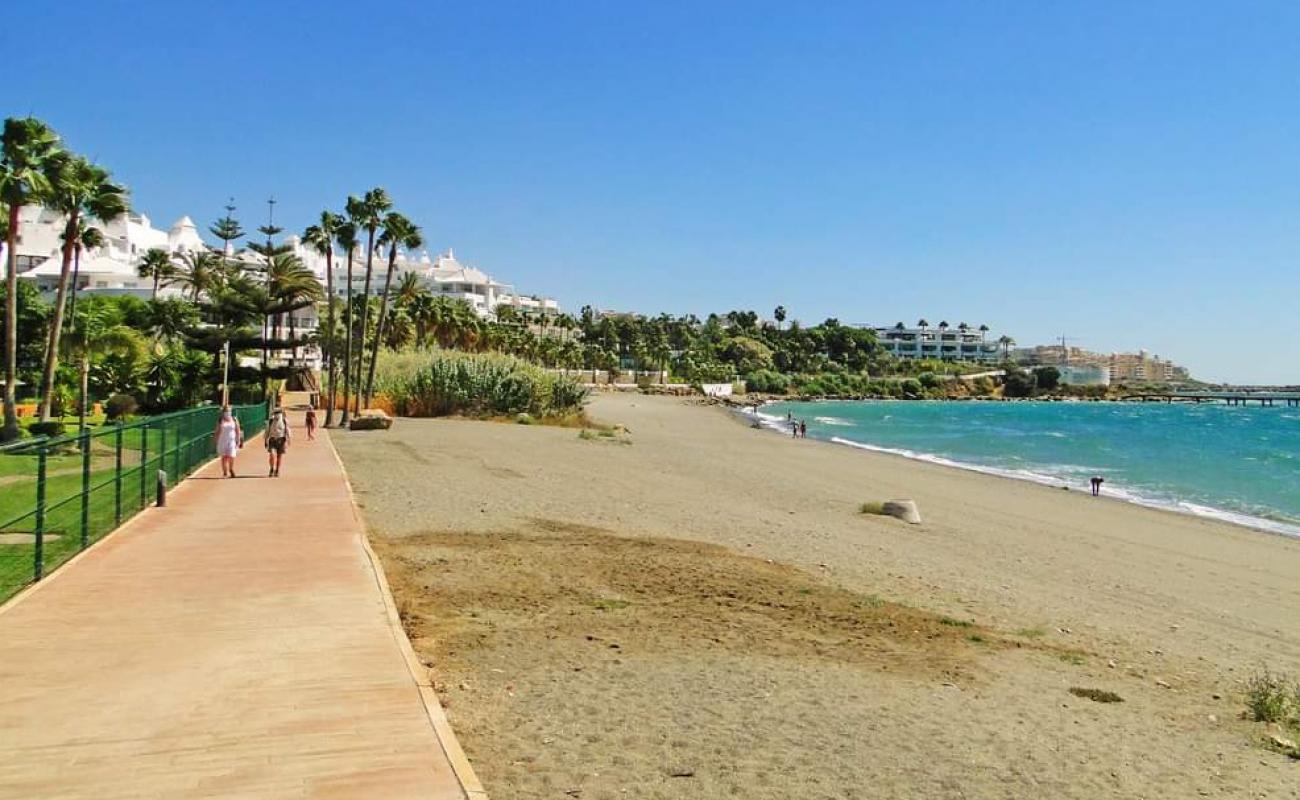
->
[303, 211, 343, 425]
[978, 323, 990, 341]
[65, 222, 105, 335]
[365, 211, 422, 405]
[350, 188, 391, 414]
[1, 117, 61, 441]
[137, 247, 175, 300]
[37, 153, 129, 422]
[336, 206, 361, 425]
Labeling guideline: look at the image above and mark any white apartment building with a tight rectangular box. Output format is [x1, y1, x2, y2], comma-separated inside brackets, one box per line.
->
[313, 245, 559, 319]
[870, 322, 1003, 363]
[8, 206, 204, 297]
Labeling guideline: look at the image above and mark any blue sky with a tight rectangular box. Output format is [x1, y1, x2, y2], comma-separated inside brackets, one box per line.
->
[7, 2, 1299, 383]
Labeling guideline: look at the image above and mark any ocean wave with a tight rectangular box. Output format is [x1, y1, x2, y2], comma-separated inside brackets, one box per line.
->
[813, 416, 855, 427]
[825, 435, 1300, 540]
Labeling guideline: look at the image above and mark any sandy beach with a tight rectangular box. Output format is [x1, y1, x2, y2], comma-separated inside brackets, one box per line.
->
[335, 393, 1300, 799]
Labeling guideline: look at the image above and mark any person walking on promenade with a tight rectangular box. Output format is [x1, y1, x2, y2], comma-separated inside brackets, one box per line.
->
[266, 408, 291, 477]
[305, 407, 317, 441]
[214, 407, 243, 478]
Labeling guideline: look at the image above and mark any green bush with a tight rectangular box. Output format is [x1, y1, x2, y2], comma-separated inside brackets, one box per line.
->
[374, 349, 589, 418]
[28, 421, 67, 439]
[105, 393, 138, 421]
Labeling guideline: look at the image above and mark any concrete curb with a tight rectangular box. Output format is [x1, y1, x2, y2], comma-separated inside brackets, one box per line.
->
[325, 426, 489, 800]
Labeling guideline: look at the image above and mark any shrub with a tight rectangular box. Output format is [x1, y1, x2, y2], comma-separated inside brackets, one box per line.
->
[374, 349, 589, 418]
[859, 501, 886, 515]
[1245, 668, 1298, 724]
[28, 421, 67, 438]
[105, 393, 138, 421]
[1069, 687, 1123, 703]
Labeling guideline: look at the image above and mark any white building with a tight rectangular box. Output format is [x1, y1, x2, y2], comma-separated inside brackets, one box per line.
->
[9, 207, 205, 298]
[870, 322, 1003, 363]
[315, 246, 559, 319]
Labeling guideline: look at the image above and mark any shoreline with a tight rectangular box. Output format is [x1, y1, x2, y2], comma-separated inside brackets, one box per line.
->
[737, 398, 1300, 540]
[335, 393, 1300, 798]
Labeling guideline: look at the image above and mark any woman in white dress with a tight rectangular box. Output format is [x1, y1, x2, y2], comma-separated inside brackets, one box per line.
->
[214, 407, 243, 478]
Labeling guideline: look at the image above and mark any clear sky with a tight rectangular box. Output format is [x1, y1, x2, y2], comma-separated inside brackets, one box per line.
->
[7, 2, 1299, 383]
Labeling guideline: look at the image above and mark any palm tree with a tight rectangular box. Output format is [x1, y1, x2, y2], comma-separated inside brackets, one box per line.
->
[365, 211, 422, 405]
[894, 321, 905, 330]
[350, 188, 391, 414]
[394, 271, 422, 306]
[998, 335, 1015, 360]
[265, 253, 322, 365]
[37, 153, 129, 422]
[978, 323, 990, 341]
[65, 223, 105, 335]
[67, 303, 144, 434]
[773, 305, 787, 330]
[303, 211, 343, 425]
[337, 202, 361, 425]
[137, 247, 175, 300]
[1, 117, 61, 441]
[171, 250, 224, 301]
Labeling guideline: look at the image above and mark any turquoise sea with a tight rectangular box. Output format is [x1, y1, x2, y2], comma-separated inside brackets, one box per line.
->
[756, 400, 1300, 537]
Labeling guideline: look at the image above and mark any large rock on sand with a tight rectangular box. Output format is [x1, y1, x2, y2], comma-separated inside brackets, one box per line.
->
[882, 499, 922, 524]
[349, 409, 393, 431]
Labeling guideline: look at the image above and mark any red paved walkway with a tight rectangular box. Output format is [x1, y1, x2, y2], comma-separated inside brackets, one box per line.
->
[0, 414, 480, 799]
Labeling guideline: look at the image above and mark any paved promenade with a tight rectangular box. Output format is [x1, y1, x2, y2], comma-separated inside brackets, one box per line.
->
[0, 415, 479, 799]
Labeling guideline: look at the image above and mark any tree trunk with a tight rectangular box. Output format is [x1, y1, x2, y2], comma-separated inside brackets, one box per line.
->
[2, 204, 23, 441]
[354, 231, 377, 414]
[67, 244, 83, 343]
[340, 248, 355, 425]
[363, 246, 398, 406]
[38, 212, 81, 422]
[152, 271, 159, 300]
[323, 247, 336, 426]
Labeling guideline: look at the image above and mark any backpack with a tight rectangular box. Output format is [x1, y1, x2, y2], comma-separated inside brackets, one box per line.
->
[269, 414, 288, 438]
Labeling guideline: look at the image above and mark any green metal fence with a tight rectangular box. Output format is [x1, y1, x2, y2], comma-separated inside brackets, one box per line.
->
[0, 403, 268, 602]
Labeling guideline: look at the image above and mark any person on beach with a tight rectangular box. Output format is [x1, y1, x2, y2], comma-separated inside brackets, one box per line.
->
[266, 408, 291, 477]
[799, 420, 807, 438]
[1090, 475, 1104, 496]
[305, 407, 317, 440]
[791, 419, 799, 437]
[214, 407, 243, 478]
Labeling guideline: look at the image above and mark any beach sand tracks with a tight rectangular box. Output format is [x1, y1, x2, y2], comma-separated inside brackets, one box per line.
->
[382, 523, 989, 680]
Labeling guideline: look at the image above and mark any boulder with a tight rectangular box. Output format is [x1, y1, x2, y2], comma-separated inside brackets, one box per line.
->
[882, 499, 922, 524]
[349, 409, 393, 431]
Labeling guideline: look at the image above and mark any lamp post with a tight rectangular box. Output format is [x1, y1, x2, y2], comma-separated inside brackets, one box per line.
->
[221, 340, 231, 406]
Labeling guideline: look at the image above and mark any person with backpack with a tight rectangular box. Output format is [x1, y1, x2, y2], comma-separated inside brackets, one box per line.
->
[265, 408, 291, 477]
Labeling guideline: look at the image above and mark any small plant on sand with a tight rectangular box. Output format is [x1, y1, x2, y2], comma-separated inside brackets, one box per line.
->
[592, 598, 632, 612]
[578, 429, 597, 440]
[858, 501, 886, 515]
[1245, 668, 1299, 724]
[1069, 687, 1124, 703]
[939, 616, 973, 628]
[966, 633, 986, 644]
[1058, 650, 1088, 666]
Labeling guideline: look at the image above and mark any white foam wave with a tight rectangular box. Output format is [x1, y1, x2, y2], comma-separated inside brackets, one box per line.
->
[825, 436, 1300, 540]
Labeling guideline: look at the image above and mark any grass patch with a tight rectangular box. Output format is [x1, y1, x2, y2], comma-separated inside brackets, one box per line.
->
[591, 597, 632, 612]
[1014, 627, 1047, 639]
[858, 501, 886, 515]
[1069, 687, 1124, 703]
[939, 616, 973, 628]
[966, 634, 987, 644]
[1058, 650, 1088, 666]
[1245, 668, 1300, 724]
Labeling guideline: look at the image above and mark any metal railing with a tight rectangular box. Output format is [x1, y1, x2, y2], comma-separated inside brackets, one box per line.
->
[0, 403, 268, 602]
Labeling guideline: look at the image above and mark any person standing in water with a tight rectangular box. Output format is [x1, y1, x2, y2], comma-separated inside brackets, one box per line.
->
[799, 420, 807, 438]
[265, 408, 291, 477]
[214, 407, 243, 478]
